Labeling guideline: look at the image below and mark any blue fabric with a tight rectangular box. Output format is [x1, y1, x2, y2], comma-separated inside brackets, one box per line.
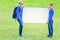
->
[16, 7, 23, 19]
[12, 7, 23, 36]
[48, 9, 54, 20]
[17, 19, 23, 36]
[48, 9, 54, 37]
[48, 20, 53, 36]
[12, 7, 23, 19]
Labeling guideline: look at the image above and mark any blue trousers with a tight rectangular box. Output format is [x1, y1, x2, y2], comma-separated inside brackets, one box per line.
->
[48, 20, 53, 36]
[17, 19, 23, 36]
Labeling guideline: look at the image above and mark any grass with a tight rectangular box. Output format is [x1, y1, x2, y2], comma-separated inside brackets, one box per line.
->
[0, 0, 60, 40]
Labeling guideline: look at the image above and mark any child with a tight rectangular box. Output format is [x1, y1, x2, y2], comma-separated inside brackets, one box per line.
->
[47, 3, 54, 38]
[12, 1, 24, 37]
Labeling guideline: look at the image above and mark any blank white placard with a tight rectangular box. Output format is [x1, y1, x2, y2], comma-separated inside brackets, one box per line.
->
[23, 7, 49, 23]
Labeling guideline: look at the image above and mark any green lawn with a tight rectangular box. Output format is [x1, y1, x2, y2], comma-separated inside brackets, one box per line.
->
[0, 0, 60, 40]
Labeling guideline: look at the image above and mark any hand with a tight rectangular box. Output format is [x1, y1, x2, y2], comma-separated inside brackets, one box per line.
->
[47, 20, 49, 24]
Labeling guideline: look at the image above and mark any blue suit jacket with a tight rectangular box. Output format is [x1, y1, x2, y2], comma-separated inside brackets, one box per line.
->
[12, 7, 23, 19]
[48, 9, 54, 21]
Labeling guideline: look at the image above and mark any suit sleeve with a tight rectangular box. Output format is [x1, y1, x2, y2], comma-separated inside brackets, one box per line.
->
[51, 10, 54, 18]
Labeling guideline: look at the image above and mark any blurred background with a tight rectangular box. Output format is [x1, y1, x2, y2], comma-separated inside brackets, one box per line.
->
[0, 0, 60, 40]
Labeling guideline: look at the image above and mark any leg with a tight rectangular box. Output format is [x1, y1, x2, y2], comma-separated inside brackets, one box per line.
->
[48, 20, 53, 38]
[17, 19, 23, 36]
[50, 20, 53, 36]
[48, 21, 51, 36]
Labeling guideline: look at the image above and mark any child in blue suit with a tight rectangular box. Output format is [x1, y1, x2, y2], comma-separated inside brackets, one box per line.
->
[47, 3, 54, 38]
[12, 1, 24, 37]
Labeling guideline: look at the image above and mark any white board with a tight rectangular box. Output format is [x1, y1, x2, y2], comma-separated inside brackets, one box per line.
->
[23, 7, 49, 23]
